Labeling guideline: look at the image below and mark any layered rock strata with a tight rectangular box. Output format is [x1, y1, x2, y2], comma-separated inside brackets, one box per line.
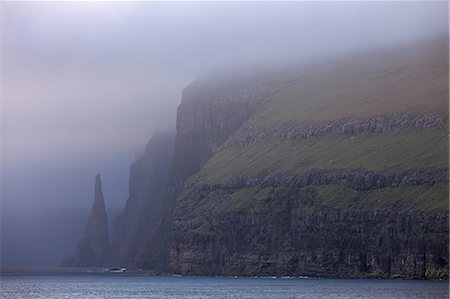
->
[232, 112, 447, 146]
[170, 185, 448, 278]
[84, 39, 448, 279]
[195, 168, 449, 192]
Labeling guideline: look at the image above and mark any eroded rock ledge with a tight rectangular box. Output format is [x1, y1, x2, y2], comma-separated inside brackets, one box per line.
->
[232, 112, 447, 146]
[194, 168, 448, 192]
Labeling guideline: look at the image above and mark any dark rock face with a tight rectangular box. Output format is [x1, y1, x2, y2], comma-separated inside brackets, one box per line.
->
[163, 65, 448, 277]
[109, 74, 448, 278]
[196, 168, 449, 192]
[170, 83, 273, 190]
[130, 81, 277, 272]
[232, 112, 448, 146]
[69, 175, 109, 266]
[80, 43, 448, 279]
[169, 187, 449, 279]
[111, 131, 175, 267]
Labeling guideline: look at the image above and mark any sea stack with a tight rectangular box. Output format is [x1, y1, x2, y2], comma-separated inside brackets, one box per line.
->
[74, 174, 109, 266]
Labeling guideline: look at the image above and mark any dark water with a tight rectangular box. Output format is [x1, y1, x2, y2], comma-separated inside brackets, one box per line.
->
[0, 274, 448, 299]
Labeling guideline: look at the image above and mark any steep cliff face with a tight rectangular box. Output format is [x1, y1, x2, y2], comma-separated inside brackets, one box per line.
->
[167, 39, 449, 278]
[170, 185, 448, 278]
[102, 39, 448, 278]
[129, 77, 278, 271]
[169, 78, 277, 194]
[111, 131, 175, 267]
[66, 175, 109, 266]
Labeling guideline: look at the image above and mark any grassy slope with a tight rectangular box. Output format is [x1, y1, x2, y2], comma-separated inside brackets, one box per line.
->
[193, 130, 448, 184]
[188, 39, 449, 212]
[316, 183, 448, 212]
[250, 40, 448, 125]
[203, 183, 449, 216]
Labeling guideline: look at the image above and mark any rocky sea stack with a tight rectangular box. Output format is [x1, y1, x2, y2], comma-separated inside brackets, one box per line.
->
[63, 175, 109, 266]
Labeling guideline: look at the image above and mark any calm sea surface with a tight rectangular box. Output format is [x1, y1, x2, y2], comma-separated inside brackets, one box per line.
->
[0, 274, 448, 299]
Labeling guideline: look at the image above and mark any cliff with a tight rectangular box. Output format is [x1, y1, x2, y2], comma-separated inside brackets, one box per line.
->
[106, 38, 448, 278]
[111, 131, 175, 267]
[166, 39, 449, 278]
[111, 76, 278, 271]
[64, 174, 109, 266]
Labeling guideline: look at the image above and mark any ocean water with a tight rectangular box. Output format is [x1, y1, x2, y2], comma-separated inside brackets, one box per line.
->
[0, 274, 448, 299]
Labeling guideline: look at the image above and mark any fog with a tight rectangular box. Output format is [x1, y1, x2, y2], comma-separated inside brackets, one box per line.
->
[1, 1, 447, 268]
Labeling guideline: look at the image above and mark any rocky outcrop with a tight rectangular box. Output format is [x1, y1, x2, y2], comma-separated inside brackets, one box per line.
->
[111, 131, 175, 267]
[195, 168, 449, 192]
[65, 174, 109, 266]
[169, 164, 449, 278]
[232, 112, 448, 146]
[170, 186, 449, 278]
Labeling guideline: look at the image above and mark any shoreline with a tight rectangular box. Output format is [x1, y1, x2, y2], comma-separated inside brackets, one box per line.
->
[1, 267, 448, 281]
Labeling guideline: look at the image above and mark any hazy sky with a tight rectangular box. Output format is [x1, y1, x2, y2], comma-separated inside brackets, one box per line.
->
[1, 1, 448, 268]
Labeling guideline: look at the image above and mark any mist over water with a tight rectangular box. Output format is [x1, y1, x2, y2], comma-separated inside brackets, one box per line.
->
[1, 2, 448, 268]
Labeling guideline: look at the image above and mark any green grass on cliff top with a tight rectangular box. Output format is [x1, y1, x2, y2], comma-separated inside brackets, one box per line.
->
[316, 183, 448, 212]
[186, 40, 449, 215]
[191, 129, 448, 185]
[249, 41, 448, 125]
[189, 40, 448, 185]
